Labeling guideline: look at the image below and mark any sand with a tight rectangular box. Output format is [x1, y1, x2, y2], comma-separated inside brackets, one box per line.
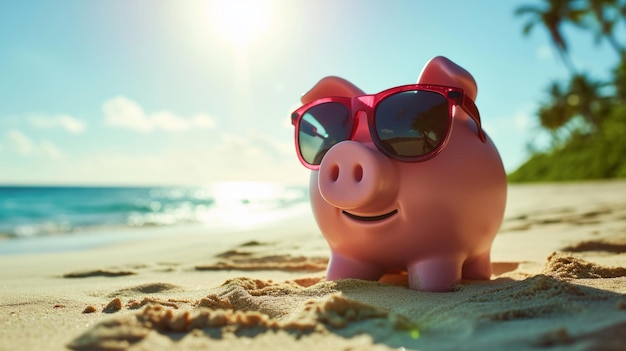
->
[1, 181, 625, 351]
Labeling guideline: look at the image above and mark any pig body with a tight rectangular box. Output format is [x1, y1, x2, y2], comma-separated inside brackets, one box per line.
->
[300, 57, 507, 291]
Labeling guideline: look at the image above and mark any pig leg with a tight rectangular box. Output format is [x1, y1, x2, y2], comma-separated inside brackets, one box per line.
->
[462, 251, 492, 280]
[407, 256, 463, 292]
[326, 252, 385, 282]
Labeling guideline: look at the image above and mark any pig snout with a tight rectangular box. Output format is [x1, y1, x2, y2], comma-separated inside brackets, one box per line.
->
[317, 141, 398, 212]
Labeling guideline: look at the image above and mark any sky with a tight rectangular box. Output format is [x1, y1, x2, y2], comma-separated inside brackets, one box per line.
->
[0, 0, 622, 186]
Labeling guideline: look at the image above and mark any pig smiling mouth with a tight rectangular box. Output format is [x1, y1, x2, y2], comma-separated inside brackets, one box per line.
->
[342, 209, 398, 222]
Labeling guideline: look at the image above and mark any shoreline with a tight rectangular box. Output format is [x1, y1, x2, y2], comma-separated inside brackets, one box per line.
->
[0, 201, 313, 255]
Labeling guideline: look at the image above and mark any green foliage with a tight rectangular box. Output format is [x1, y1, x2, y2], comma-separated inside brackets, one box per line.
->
[511, 0, 626, 182]
[509, 104, 626, 182]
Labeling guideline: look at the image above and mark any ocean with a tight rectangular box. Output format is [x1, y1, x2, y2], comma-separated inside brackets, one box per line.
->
[0, 182, 310, 242]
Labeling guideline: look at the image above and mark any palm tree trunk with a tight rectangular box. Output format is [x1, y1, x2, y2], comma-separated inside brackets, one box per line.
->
[558, 49, 578, 75]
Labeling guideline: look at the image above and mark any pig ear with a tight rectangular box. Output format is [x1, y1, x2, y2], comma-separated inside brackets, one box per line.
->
[301, 76, 366, 104]
[417, 56, 478, 100]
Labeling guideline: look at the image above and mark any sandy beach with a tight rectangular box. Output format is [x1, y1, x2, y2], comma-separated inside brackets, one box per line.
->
[1, 181, 625, 351]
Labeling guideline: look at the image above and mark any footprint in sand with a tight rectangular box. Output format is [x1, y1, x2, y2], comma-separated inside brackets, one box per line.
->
[562, 238, 626, 254]
[195, 240, 329, 272]
[63, 261, 184, 278]
[501, 204, 626, 232]
[195, 254, 328, 272]
[108, 282, 183, 297]
[62, 269, 136, 278]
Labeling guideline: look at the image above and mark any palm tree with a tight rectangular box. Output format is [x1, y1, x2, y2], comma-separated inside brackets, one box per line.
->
[512, 0, 626, 181]
[537, 73, 607, 130]
[515, 0, 587, 73]
[614, 61, 626, 101]
[568, 72, 612, 129]
[537, 81, 575, 133]
[581, 0, 626, 60]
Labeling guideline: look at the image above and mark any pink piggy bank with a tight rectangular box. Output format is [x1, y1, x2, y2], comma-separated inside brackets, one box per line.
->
[291, 56, 507, 291]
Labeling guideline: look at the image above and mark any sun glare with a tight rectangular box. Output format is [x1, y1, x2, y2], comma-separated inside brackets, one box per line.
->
[209, 0, 273, 52]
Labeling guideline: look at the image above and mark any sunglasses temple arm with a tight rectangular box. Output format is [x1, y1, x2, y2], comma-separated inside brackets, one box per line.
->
[461, 94, 487, 143]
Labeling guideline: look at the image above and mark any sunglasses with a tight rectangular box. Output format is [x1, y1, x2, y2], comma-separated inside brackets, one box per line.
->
[291, 84, 486, 170]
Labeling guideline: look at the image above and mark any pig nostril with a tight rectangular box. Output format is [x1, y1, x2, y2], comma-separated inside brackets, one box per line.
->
[353, 164, 363, 182]
[330, 164, 340, 182]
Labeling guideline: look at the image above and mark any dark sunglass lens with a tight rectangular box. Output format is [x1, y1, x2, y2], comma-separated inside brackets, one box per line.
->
[374, 91, 449, 158]
[298, 102, 351, 165]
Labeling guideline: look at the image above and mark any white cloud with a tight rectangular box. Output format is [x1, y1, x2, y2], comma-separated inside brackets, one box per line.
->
[536, 45, 553, 60]
[151, 111, 190, 132]
[6, 129, 34, 155]
[103, 96, 218, 133]
[200, 131, 303, 182]
[191, 113, 217, 129]
[0, 130, 308, 185]
[29, 114, 86, 134]
[514, 112, 531, 130]
[102, 96, 151, 132]
[5, 129, 64, 159]
[39, 140, 62, 159]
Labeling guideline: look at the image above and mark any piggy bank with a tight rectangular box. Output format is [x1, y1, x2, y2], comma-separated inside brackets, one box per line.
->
[291, 56, 507, 291]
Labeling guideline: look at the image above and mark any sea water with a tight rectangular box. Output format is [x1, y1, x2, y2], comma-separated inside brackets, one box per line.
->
[0, 182, 310, 250]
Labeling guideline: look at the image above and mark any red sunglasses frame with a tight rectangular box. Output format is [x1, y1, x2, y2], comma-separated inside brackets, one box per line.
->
[291, 84, 486, 170]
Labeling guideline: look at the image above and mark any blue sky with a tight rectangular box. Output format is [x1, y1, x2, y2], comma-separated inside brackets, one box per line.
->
[0, 0, 621, 185]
